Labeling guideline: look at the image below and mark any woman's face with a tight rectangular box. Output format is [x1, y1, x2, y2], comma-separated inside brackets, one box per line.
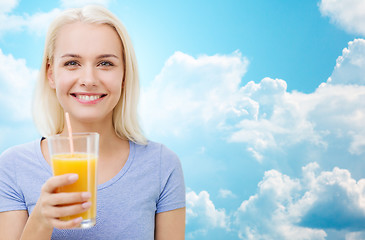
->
[48, 22, 124, 125]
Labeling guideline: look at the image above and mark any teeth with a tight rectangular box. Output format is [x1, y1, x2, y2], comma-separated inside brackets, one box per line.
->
[77, 95, 101, 101]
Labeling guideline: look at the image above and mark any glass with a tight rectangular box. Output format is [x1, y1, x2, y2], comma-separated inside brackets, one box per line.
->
[47, 132, 99, 228]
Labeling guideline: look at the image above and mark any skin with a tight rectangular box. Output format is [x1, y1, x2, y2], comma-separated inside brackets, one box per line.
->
[0, 22, 185, 240]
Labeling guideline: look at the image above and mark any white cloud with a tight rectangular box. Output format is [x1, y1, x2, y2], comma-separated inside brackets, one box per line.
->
[247, 147, 263, 163]
[327, 39, 365, 85]
[0, 0, 112, 37]
[0, 0, 18, 14]
[0, 10, 25, 34]
[0, 6, 61, 36]
[229, 50, 365, 158]
[311, 84, 365, 155]
[0, 49, 38, 121]
[236, 163, 365, 239]
[0, 49, 40, 148]
[187, 163, 365, 239]
[60, 0, 111, 8]
[346, 231, 365, 240]
[298, 166, 365, 230]
[141, 40, 365, 163]
[229, 78, 327, 156]
[234, 167, 328, 240]
[232, 81, 365, 157]
[319, 0, 365, 36]
[218, 189, 237, 199]
[186, 190, 229, 229]
[140, 51, 249, 137]
[25, 9, 62, 36]
[186, 190, 230, 238]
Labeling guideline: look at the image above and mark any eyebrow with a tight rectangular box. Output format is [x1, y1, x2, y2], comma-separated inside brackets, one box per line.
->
[97, 54, 119, 59]
[61, 54, 81, 58]
[61, 54, 119, 59]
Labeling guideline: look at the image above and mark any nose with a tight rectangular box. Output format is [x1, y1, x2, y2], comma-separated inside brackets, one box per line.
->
[79, 65, 97, 87]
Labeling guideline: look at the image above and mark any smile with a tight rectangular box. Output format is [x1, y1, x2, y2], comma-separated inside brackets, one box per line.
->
[78, 95, 100, 101]
[71, 93, 107, 104]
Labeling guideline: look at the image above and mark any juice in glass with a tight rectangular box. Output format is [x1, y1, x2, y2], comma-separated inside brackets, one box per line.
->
[51, 153, 97, 222]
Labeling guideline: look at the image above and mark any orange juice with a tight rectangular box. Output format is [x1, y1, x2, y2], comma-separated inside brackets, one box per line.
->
[51, 153, 97, 222]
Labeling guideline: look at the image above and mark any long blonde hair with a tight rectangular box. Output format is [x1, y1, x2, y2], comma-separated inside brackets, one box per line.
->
[32, 5, 147, 145]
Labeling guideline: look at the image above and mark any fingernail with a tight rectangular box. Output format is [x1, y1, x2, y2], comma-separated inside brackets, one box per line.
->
[68, 174, 78, 181]
[73, 217, 83, 223]
[81, 192, 91, 199]
[82, 201, 92, 209]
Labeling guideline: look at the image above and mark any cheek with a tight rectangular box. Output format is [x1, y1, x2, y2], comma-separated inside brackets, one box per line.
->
[55, 71, 75, 90]
[104, 71, 123, 98]
[53, 72, 75, 101]
[110, 81, 123, 104]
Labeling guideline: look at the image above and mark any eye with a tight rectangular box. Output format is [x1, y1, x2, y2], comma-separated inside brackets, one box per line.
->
[64, 61, 79, 67]
[98, 61, 114, 67]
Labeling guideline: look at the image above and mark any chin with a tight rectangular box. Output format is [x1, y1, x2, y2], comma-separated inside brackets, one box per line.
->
[72, 112, 112, 125]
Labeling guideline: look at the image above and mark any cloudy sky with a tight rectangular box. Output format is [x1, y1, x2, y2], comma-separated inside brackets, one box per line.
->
[1, 0, 365, 239]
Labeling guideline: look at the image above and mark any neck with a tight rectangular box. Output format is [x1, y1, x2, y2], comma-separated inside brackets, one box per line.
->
[61, 115, 126, 153]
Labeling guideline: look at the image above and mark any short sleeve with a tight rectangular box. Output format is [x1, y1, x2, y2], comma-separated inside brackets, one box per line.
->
[0, 148, 26, 212]
[156, 145, 186, 213]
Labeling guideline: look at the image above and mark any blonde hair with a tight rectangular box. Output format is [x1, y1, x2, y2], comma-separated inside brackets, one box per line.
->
[32, 5, 147, 145]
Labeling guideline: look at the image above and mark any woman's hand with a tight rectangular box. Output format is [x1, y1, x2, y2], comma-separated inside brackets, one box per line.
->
[32, 173, 92, 230]
[1, 174, 92, 240]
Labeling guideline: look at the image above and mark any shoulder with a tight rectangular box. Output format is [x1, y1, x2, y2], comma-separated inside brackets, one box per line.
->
[132, 140, 182, 174]
[0, 140, 40, 167]
[0, 140, 38, 157]
[135, 140, 180, 162]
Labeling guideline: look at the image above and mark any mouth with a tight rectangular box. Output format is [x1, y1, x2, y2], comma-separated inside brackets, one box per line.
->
[70, 93, 107, 104]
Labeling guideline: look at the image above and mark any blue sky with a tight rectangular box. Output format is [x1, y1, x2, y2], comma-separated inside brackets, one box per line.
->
[1, 0, 365, 239]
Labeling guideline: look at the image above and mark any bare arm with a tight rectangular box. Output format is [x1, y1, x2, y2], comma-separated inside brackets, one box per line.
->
[0, 210, 28, 240]
[155, 207, 185, 240]
[0, 205, 53, 240]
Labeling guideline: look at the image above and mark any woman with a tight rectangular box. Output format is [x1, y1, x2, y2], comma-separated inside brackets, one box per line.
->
[0, 5, 185, 240]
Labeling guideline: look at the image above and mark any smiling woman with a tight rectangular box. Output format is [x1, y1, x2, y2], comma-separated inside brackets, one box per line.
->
[0, 5, 185, 240]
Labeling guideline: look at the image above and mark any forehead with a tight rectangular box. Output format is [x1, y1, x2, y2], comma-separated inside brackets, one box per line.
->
[54, 22, 122, 57]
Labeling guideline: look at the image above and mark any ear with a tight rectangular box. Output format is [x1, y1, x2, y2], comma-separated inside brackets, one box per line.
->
[47, 63, 56, 89]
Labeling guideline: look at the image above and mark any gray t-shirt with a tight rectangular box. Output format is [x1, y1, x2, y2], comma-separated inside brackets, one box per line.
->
[0, 139, 185, 239]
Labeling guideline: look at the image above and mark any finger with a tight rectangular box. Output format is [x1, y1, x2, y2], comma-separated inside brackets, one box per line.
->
[51, 217, 84, 229]
[52, 201, 92, 218]
[42, 174, 79, 193]
[51, 192, 91, 206]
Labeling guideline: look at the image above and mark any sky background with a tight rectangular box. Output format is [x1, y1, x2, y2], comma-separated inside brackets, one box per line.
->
[1, 0, 365, 239]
